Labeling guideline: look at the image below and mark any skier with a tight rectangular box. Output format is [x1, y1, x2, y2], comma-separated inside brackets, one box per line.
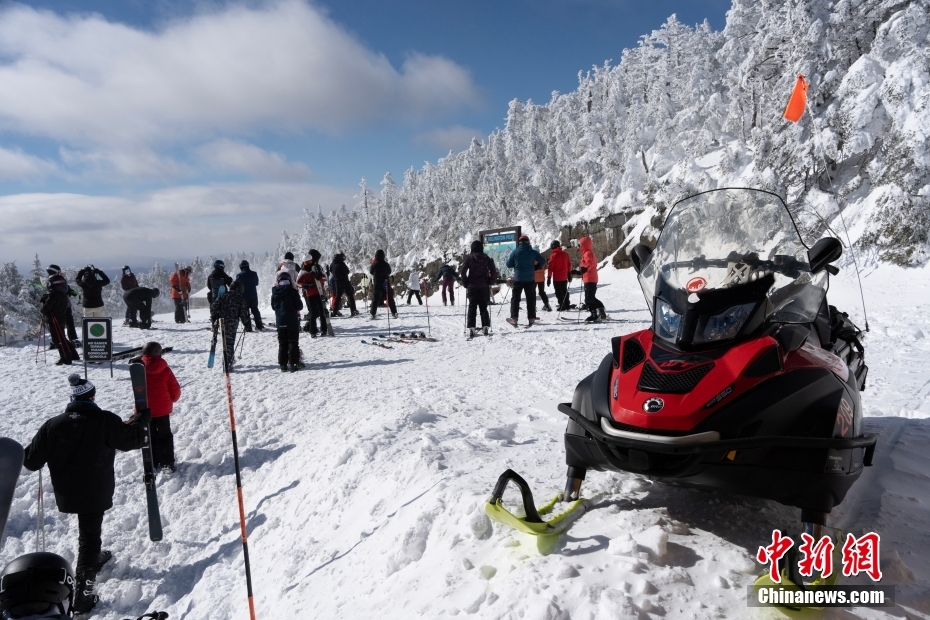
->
[436, 262, 457, 306]
[277, 252, 299, 289]
[573, 236, 606, 322]
[46, 265, 80, 345]
[169, 266, 192, 324]
[271, 271, 304, 372]
[0, 552, 76, 618]
[234, 260, 263, 331]
[533, 247, 551, 311]
[75, 265, 111, 318]
[369, 249, 397, 320]
[505, 235, 546, 327]
[297, 251, 328, 337]
[123, 287, 160, 330]
[547, 240, 572, 311]
[330, 252, 358, 316]
[140, 341, 181, 472]
[405, 270, 423, 305]
[326, 266, 338, 314]
[119, 266, 139, 326]
[22, 374, 150, 614]
[206, 260, 232, 305]
[209, 281, 250, 369]
[460, 240, 497, 337]
[40, 273, 80, 365]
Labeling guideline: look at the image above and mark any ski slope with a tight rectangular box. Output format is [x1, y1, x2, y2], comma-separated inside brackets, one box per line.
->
[1, 263, 928, 619]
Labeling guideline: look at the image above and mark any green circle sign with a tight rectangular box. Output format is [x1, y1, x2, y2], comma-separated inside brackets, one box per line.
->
[89, 324, 105, 338]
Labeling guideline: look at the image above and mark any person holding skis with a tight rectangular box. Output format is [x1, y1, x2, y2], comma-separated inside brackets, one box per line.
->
[460, 240, 498, 338]
[330, 252, 358, 316]
[46, 265, 80, 346]
[547, 240, 572, 311]
[75, 265, 111, 318]
[140, 341, 181, 473]
[297, 251, 328, 337]
[206, 260, 232, 305]
[22, 374, 151, 614]
[235, 260, 263, 331]
[123, 287, 160, 330]
[436, 262, 457, 306]
[505, 235, 546, 327]
[40, 273, 80, 365]
[573, 236, 607, 322]
[210, 281, 250, 369]
[271, 271, 304, 372]
[120, 266, 139, 326]
[533, 247, 551, 311]
[406, 270, 423, 305]
[369, 249, 397, 320]
[169, 266, 192, 324]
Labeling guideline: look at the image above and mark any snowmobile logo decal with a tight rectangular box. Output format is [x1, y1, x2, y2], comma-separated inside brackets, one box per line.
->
[659, 359, 697, 370]
[686, 277, 707, 293]
[643, 397, 665, 413]
[834, 398, 853, 438]
[704, 385, 733, 409]
[613, 376, 619, 400]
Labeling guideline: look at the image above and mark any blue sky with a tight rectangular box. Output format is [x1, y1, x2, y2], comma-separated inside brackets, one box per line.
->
[0, 0, 730, 268]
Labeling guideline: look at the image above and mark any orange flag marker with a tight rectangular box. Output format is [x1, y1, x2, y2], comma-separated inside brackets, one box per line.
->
[783, 75, 809, 123]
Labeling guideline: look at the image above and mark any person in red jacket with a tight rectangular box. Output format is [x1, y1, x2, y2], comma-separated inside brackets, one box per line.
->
[546, 240, 572, 311]
[572, 236, 607, 322]
[141, 341, 181, 472]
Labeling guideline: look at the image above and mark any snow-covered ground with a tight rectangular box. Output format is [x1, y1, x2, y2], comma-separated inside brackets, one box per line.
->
[1, 262, 929, 619]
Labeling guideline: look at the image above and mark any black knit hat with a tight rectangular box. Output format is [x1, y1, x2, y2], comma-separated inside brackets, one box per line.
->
[284, 252, 294, 260]
[471, 240, 484, 253]
[68, 374, 96, 401]
[240, 260, 249, 269]
[142, 341, 162, 357]
[309, 249, 321, 261]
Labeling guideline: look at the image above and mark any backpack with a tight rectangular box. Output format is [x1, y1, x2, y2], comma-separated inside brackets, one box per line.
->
[211, 277, 228, 298]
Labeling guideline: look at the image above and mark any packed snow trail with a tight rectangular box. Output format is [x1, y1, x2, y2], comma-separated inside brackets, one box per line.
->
[1, 264, 928, 618]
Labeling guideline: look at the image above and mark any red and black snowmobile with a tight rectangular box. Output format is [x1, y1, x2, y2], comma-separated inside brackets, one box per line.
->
[487, 188, 876, 543]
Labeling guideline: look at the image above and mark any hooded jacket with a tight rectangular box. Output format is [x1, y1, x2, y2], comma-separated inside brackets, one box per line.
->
[142, 354, 181, 418]
[297, 260, 325, 297]
[169, 270, 191, 300]
[271, 283, 303, 329]
[75, 268, 111, 308]
[235, 268, 259, 302]
[40, 276, 72, 321]
[23, 400, 146, 514]
[579, 237, 598, 283]
[506, 241, 546, 282]
[460, 252, 497, 289]
[547, 247, 571, 282]
[207, 268, 233, 298]
[406, 272, 421, 291]
[369, 251, 392, 285]
[437, 264, 457, 281]
[331, 255, 351, 285]
[120, 272, 139, 291]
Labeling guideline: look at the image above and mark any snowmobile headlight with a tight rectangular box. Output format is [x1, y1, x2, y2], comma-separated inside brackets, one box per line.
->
[694, 302, 756, 344]
[655, 299, 682, 342]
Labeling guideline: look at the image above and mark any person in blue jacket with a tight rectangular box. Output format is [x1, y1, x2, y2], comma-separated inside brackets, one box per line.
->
[505, 234, 546, 327]
[270, 271, 304, 372]
[235, 260, 263, 331]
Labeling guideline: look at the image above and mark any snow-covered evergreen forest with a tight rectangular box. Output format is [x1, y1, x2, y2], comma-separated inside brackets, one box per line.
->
[283, 0, 928, 273]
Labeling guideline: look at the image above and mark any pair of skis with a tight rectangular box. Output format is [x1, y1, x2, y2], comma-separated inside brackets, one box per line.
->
[361, 339, 391, 349]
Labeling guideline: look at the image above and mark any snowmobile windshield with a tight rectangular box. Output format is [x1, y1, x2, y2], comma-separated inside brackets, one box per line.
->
[638, 189, 827, 346]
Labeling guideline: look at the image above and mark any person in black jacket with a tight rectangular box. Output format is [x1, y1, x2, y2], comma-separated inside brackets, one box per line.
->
[41, 273, 80, 365]
[75, 266, 111, 318]
[368, 249, 397, 320]
[119, 266, 139, 326]
[210, 281, 250, 369]
[206, 260, 233, 305]
[436, 263, 458, 306]
[460, 240, 498, 337]
[271, 271, 304, 371]
[22, 374, 150, 614]
[234, 260, 263, 331]
[123, 287, 159, 330]
[330, 253, 358, 316]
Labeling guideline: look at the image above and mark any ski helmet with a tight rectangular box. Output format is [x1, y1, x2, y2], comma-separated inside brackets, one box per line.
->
[122, 265, 131, 274]
[0, 552, 75, 617]
[550, 240, 561, 249]
[284, 252, 294, 261]
[239, 260, 249, 270]
[142, 341, 163, 357]
[151, 287, 160, 298]
[213, 260, 225, 270]
[46, 265, 61, 276]
[230, 281, 244, 294]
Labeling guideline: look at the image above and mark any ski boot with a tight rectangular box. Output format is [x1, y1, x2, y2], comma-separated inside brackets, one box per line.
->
[392, 313, 398, 319]
[73, 571, 98, 614]
[543, 305, 552, 312]
[482, 326, 489, 336]
[597, 308, 608, 321]
[528, 317, 539, 327]
[289, 362, 306, 372]
[506, 317, 517, 327]
[468, 328, 475, 340]
[94, 550, 113, 573]
[584, 313, 600, 323]
[280, 365, 288, 372]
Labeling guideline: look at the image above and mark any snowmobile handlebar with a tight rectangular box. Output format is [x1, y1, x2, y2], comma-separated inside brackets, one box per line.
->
[488, 469, 545, 524]
[557, 404, 876, 464]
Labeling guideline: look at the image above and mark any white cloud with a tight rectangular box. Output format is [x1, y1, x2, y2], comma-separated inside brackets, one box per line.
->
[0, 1, 482, 147]
[0, 182, 356, 266]
[0, 145, 57, 180]
[59, 146, 195, 179]
[195, 139, 313, 181]
[414, 125, 484, 152]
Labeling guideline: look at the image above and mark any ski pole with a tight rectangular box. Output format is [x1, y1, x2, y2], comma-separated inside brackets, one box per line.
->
[236, 329, 246, 360]
[423, 280, 431, 337]
[496, 281, 511, 317]
[384, 282, 392, 336]
[36, 468, 45, 552]
[35, 319, 45, 364]
[218, 321, 258, 620]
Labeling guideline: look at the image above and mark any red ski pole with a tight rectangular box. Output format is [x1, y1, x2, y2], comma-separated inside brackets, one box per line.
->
[35, 319, 45, 364]
[219, 321, 258, 620]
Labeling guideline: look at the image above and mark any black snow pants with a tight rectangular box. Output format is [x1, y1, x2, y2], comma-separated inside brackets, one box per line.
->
[174, 298, 187, 323]
[536, 282, 550, 308]
[554, 280, 570, 311]
[509, 281, 537, 320]
[303, 295, 328, 335]
[76, 512, 104, 577]
[277, 325, 300, 366]
[371, 282, 397, 317]
[467, 288, 491, 328]
[584, 283, 604, 315]
[406, 290, 422, 304]
[150, 416, 175, 470]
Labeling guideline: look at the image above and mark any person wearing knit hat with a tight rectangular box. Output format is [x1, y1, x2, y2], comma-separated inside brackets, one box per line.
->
[459, 239, 498, 337]
[22, 374, 151, 614]
[271, 266, 304, 371]
[235, 260, 263, 331]
[140, 342, 181, 472]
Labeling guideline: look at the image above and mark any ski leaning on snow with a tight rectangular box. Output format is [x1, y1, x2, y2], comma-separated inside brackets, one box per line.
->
[129, 363, 163, 542]
[207, 323, 219, 369]
[0, 437, 25, 543]
[361, 339, 392, 349]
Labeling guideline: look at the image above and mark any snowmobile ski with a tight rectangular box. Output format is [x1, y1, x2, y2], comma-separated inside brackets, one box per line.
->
[129, 363, 163, 542]
[207, 323, 219, 368]
[0, 437, 25, 545]
[484, 469, 586, 544]
[361, 339, 392, 350]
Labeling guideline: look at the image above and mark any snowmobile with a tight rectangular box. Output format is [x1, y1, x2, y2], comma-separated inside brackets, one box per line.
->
[487, 188, 875, 554]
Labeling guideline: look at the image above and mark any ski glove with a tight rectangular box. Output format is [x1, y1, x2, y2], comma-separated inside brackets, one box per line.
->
[127, 407, 152, 427]
[546, 277, 551, 287]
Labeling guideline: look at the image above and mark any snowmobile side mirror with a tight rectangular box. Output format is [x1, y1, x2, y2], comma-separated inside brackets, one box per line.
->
[630, 244, 652, 274]
[808, 237, 842, 274]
